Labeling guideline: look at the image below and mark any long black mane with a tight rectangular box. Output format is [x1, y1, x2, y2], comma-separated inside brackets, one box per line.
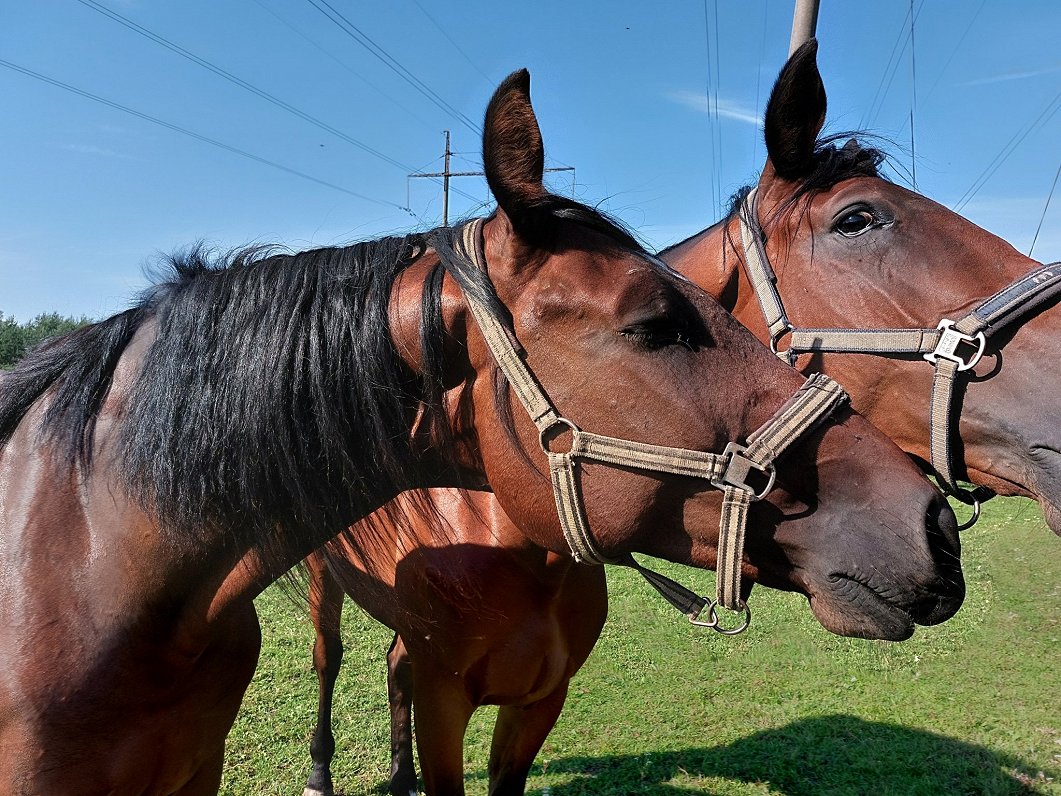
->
[0, 196, 643, 572]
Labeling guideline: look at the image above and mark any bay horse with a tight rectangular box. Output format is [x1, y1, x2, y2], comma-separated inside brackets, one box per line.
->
[0, 68, 960, 794]
[297, 61, 971, 796]
[302, 43, 1059, 796]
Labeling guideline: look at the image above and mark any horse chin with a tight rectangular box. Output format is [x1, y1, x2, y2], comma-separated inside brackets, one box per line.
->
[1028, 444, 1061, 535]
[807, 576, 916, 641]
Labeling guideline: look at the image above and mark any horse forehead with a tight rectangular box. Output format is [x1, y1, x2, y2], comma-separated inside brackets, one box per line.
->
[534, 252, 671, 311]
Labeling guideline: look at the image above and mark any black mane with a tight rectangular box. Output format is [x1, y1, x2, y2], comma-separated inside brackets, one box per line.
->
[0, 197, 644, 571]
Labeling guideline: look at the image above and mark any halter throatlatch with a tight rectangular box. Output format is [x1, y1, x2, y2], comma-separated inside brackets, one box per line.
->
[436, 218, 848, 634]
[738, 189, 1061, 529]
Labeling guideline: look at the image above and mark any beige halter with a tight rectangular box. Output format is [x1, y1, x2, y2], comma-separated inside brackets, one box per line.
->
[435, 219, 848, 634]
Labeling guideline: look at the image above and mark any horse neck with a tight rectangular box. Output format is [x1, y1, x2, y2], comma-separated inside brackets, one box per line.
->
[669, 213, 806, 347]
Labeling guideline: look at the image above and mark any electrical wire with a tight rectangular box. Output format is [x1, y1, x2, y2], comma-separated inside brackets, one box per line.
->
[305, 0, 481, 136]
[909, 0, 917, 188]
[751, 0, 769, 170]
[862, 3, 915, 129]
[954, 88, 1061, 213]
[247, 0, 438, 131]
[0, 58, 410, 211]
[76, 0, 411, 172]
[702, 0, 719, 211]
[408, 0, 494, 87]
[923, 0, 986, 101]
[1029, 158, 1060, 258]
[77, 0, 480, 206]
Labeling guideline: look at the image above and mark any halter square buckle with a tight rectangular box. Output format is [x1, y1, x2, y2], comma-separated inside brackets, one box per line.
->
[923, 319, 986, 371]
[712, 442, 776, 500]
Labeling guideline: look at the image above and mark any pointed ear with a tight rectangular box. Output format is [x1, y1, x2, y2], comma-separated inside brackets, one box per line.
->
[763, 38, 827, 180]
[482, 69, 547, 225]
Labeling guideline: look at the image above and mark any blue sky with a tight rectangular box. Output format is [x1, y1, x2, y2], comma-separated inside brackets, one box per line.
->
[2, 1, 1059, 321]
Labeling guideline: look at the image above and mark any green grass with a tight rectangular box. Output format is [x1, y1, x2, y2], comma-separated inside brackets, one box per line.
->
[221, 497, 1060, 795]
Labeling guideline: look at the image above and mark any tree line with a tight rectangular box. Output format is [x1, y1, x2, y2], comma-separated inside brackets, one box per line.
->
[0, 312, 93, 369]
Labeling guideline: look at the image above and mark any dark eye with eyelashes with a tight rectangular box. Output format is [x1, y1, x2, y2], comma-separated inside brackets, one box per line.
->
[833, 208, 878, 237]
[619, 315, 696, 351]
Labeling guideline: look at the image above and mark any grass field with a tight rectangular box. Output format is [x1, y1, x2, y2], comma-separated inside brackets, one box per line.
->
[221, 497, 1060, 795]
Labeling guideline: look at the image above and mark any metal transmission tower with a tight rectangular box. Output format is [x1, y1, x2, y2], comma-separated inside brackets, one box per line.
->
[409, 131, 575, 226]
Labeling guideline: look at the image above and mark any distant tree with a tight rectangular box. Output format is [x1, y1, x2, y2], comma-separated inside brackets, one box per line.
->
[0, 312, 92, 369]
[0, 313, 24, 369]
[21, 312, 92, 352]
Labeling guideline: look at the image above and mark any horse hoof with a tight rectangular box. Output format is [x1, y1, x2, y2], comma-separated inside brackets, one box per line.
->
[303, 787, 333, 796]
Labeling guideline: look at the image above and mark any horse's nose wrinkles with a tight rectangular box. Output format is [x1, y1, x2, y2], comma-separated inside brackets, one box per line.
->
[924, 492, 962, 569]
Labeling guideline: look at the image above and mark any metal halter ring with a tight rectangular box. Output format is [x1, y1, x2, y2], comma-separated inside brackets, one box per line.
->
[956, 493, 982, 531]
[689, 599, 752, 635]
[539, 416, 579, 455]
[769, 324, 794, 363]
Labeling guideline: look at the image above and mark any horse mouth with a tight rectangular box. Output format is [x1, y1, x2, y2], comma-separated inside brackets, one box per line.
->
[809, 573, 917, 641]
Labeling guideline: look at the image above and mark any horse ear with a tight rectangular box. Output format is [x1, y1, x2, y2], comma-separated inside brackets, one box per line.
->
[763, 38, 827, 180]
[482, 69, 547, 226]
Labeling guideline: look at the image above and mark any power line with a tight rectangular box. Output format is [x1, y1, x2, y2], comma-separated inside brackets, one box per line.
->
[76, 1, 478, 209]
[408, 0, 494, 87]
[246, 0, 438, 131]
[76, 0, 412, 172]
[305, 0, 481, 136]
[923, 0, 986, 101]
[954, 88, 1061, 213]
[702, 0, 719, 211]
[863, 3, 916, 129]
[0, 58, 408, 211]
[751, 0, 769, 171]
[712, 0, 723, 207]
[909, 0, 917, 189]
[1029, 159, 1061, 258]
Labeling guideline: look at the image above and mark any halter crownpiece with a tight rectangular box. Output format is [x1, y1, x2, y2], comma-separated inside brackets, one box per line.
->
[738, 188, 1061, 528]
[434, 218, 848, 634]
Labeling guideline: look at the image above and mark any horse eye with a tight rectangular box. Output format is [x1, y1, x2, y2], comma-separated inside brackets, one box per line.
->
[835, 210, 875, 237]
[619, 318, 690, 351]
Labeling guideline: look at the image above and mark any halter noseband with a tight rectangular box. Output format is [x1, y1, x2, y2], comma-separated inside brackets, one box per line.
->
[738, 188, 1061, 528]
[437, 218, 848, 634]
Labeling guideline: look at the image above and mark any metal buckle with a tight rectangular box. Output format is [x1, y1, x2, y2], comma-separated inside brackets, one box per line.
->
[711, 442, 776, 500]
[689, 599, 752, 635]
[923, 319, 986, 371]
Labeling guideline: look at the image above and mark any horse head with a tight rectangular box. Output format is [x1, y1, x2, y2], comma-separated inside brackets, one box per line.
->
[667, 40, 1061, 536]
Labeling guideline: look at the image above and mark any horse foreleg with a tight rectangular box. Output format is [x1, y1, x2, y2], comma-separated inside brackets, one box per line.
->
[304, 552, 346, 796]
[387, 633, 418, 796]
[487, 683, 570, 796]
[411, 660, 475, 796]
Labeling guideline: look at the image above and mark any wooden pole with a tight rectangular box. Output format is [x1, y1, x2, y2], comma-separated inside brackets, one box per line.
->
[442, 130, 451, 227]
[788, 0, 820, 55]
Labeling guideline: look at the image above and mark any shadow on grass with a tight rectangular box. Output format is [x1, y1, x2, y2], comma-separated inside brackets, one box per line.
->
[519, 714, 1051, 795]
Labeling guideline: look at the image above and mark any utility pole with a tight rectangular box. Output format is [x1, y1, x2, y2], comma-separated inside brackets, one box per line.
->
[409, 131, 575, 226]
[788, 0, 820, 55]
